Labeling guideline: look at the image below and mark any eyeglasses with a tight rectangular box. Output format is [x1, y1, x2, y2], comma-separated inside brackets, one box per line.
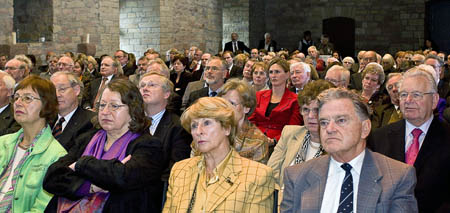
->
[398, 91, 434, 101]
[325, 78, 343, 85]
[57, 62, 73, 67]
[5, 66, 21, 71]
[56, 86, 72, 94]
[343, 61, 353, 64]
[205, 66, 221, 72]
[12, 94, 41, 104]
[139, 82, 162, 89]
[97, 102, 126, 111]
[301, 107, 319, 115]
[386, 82, 400, 91]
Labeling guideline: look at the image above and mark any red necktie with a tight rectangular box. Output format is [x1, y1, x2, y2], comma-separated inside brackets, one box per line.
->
[405, 128, 422, 165]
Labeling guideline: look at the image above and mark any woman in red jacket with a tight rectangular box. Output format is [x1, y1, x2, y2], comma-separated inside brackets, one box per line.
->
[249, 57, 302, 142]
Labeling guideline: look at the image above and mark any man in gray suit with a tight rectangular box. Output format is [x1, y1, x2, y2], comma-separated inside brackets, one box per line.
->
[281, 88, 418, 212]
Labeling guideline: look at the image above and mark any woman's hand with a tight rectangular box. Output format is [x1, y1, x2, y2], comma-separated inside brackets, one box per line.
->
[121, 155, 131, 164]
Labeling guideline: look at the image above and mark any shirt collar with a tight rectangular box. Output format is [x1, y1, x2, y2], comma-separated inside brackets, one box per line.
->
[198, 148, 233, 185]
[58, 107, 77, 123]
[405, 115, 433, 135]
[329, 149, 366, 177]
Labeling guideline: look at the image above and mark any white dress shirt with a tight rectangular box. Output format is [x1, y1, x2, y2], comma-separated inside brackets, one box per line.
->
[0, 104, 8, 114]
[320, 150, 365, 213]
[56, 107, 77, 132]
[405, 116, 433, 151]
[149, 109, 165, 135]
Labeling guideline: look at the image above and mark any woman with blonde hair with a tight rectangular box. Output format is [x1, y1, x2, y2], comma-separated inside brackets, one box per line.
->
[164, 97, 275, 212]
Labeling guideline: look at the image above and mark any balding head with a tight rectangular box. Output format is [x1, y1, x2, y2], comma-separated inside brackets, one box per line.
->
[57, 56, 74, 72]
[325, 65, 350, 88]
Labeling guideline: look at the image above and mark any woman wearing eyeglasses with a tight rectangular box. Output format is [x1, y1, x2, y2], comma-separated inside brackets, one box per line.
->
[0, 75, 67, 212]
[44, 79, 165, 212]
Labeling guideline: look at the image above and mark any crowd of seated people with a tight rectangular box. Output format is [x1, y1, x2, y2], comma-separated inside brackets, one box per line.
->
[0, 34, 450, 212]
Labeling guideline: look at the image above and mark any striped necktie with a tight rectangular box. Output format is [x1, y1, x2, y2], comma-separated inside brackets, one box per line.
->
[337, 163, 353, 213]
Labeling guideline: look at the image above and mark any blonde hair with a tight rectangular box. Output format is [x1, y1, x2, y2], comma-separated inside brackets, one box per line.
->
[181, 97, 237, 145]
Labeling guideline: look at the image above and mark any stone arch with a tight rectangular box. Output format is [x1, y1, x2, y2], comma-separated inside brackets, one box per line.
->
[322, 17, 355, 57]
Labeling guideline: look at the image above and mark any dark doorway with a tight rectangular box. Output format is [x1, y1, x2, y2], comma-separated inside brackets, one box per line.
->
[426, 0, 450, 53]
[323, 17, 355, 58]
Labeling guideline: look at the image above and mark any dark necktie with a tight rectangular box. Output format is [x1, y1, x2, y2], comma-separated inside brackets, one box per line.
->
[52, 117, 66, 139]
[337, 163, 353, 213]
[210, 91, 217, 97]
[94, 77, 108, 109]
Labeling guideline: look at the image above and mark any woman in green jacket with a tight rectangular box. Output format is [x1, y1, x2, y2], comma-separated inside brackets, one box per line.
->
[0, 75, 67, 212]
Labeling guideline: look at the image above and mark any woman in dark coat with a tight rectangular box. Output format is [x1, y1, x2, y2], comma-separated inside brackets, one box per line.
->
[43, 79, 164, 213]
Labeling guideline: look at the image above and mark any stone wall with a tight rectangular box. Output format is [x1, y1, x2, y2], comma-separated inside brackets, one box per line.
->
[159, 0, 223, 56]
[222, 0, 249, 51]
[0, 0, 14, 44]
[249, 0, 265, 49]
[262, 0, 426, 56]
[119, 0, 160, 58]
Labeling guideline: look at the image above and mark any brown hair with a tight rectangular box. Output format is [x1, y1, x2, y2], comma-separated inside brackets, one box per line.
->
[14, 75, 58, 123]
[298, 79, 335, 106]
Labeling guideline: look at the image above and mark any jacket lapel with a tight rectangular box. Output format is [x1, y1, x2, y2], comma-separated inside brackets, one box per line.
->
[284, 129, 307, 166]
[300, 156, 329, 211]
[414, 117, 440, 172]
[387, 120, 406, 162]
[357, 150, 383, 211]
[207, 151, 241, 212]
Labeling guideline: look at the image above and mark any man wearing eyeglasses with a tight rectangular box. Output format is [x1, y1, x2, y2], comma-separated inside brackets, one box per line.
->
[371, 73, 403, 129]
[324, 65, 350, 88]
[4, 58, 29, 86]
[57, 56, 74, 72]
[0, 72, 20, 136]
[50, 71, 95, 150]
[368, 68, 450, 212]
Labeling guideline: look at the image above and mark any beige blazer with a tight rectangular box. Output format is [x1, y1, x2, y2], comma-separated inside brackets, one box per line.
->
[163, 149, 275, 212]
[267, 125, 308, 188]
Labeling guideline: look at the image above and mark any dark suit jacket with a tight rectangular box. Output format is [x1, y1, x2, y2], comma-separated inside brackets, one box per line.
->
[123, 63, 137, 77]
[371, 103, 402, 129]
[224, 41, 250, 54]
[153, 111, 191, 181]
[281, 149, 418, 212]
[349, 72, 363, 91]
[368, 118, 450, 212]
[228, 65, 243, 79]
[248, 88, 302, 141]
[86, 75, 119, 108]
[56, 107, 96, 150]
[44, 131, 164, 213]
[186, 87, 209, 107]
[0, 104, 21, 136]
[258, 40, 278, 52]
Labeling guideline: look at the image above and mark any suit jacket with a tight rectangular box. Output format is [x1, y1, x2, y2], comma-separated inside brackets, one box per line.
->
[248, 88, 302, 141]
[224, 40, 250, 54]
[153, 111, 192, 181]
[349, 72, 363, 91]
[86, 74, 119, 108]
[186, 87, 209, 108]
[182, 80, 206, 110]
[258, 40, 278, 52]
[229, 65, 243, 79]
[371, 103, 402, 129]
[281, 149, 418, 212]
[268, 125, 308, 188]
[0, 104, 20, 136]
[368, 118, 450, 212]
[55, 107, 96, 150]
[163, 149, 275, 212]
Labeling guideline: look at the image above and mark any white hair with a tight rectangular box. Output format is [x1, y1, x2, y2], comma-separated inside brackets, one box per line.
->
[0, 71, 16, 89]
[264, 33, 271, 39]
[342, 57, 355, 64]
[290, 62, 311, 73]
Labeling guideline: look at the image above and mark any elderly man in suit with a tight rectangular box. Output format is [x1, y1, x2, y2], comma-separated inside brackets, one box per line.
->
[368, 68, 450, 212]
[186, 56, 226, 107]
[139, 72, 191, 181]
[281, 88, 417, 212]
[371, 72, 403, 129]
[86, 56, 122, 109]
[224, 32, 250, 54]
[0, 71, 20, 136]
[50, 71, 95, 150]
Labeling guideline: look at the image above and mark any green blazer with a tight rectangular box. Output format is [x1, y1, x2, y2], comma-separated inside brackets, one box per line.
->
[0, 126, 67, 212]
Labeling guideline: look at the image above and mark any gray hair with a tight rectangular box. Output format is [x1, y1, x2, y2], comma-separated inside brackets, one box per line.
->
[385, 72, 403, 90]
[13, 55, 32, 70]
[327, 65, 350, 82]
[342, 57, 355, 64]
[425, 54, 444, 67]
[401, 67, 437, 93]
[50, 71, 84, 100]
[0, 71, 15, 90]
[264, 32, 271, 39]
[290, 62, 311, 73]
[318, 88, 371, 121]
